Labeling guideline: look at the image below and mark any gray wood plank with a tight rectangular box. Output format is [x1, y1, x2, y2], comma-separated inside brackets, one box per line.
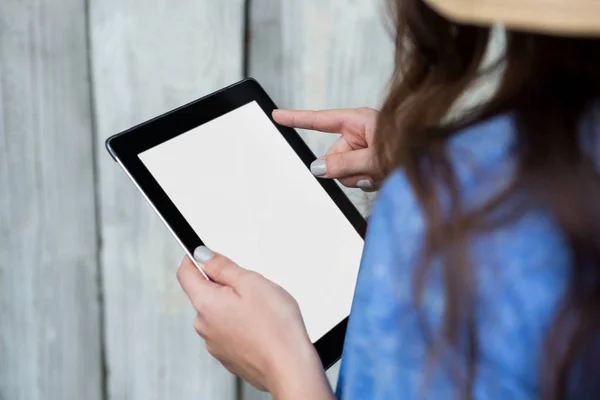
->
[89, 1, 244, 399]
[0, 1, 102, 400]
[246, 1, 394, 398]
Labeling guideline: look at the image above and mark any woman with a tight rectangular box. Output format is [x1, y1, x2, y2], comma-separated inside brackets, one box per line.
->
[177, 0, 600, 398]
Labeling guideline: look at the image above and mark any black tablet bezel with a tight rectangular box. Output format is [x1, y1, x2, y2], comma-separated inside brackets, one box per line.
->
[105, 78, 366, 370]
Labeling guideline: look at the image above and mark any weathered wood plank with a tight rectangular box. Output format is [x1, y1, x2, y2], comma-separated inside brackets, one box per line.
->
[90, 1, 244, 399]
[0, 1, 102, 399]
[246, 0, 394, 398]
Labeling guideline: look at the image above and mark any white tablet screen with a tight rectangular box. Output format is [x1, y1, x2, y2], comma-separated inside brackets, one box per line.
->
[139, 101, 363, 342]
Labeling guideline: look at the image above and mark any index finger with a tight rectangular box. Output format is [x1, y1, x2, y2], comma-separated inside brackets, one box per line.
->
[177, 256, 221, 310]
[272, 109, 366, 133]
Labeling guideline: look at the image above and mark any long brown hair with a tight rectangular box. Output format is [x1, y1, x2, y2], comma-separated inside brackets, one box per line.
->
[375, 0, 600, 398]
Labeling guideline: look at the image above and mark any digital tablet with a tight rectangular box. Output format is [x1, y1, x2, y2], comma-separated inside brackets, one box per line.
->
[105, 78, 366, 369]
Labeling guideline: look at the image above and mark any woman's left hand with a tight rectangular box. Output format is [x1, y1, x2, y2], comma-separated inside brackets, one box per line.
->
[177, 246, 334, 399]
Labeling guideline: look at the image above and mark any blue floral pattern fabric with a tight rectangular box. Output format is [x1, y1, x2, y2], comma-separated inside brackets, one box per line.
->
[336, 114, 582, 399]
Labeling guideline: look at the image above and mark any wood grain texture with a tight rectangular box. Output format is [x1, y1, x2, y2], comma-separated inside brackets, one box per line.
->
[0, 1, 102, 399]
[246, 0, 394, 398]
[89, 1, 244, 399]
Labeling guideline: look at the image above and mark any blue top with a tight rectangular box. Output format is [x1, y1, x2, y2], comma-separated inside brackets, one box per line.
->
[336, 113, 598, 399]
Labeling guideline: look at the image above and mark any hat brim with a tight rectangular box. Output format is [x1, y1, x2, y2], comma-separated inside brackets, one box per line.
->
[424, 0, 600, 37]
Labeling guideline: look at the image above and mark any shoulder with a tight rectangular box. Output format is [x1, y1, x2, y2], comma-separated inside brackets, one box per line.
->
[374, 113, 517, 231]
[374, 112, 566, 298]
[372, 114, 569, 393]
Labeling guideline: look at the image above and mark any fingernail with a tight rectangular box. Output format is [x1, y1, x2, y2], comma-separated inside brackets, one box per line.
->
[310, 159, 327, 177]
[357, 180, 372, 190]
[193, 246, 215, 264]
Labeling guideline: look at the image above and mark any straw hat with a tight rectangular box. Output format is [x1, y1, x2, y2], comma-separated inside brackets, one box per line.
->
[423, 0, 600, 37]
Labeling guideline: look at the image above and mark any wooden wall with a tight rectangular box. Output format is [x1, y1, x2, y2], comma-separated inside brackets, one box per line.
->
[0, 0, 393, 399]
[0, 1, 102, 399]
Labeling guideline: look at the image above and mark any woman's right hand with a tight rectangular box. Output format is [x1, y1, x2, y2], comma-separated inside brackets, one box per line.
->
[273, 107, 380, 191]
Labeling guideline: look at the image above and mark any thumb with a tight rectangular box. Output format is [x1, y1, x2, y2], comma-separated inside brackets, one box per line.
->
[311, 148, 373, 179]
[193, 246, 247, 287]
